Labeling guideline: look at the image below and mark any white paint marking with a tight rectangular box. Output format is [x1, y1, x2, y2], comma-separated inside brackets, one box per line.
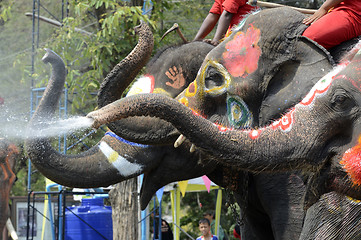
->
[99, 141, 142, 177]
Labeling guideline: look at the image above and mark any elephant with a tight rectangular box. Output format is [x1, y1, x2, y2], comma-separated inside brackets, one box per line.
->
[87, 7, 361, 240]
[26, 8, 361, 239]
[0, 138, 18, 235]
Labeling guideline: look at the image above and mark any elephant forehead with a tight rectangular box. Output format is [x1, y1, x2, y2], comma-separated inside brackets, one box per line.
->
[222, 28, 261, 78]
[206, 25, 262, 79]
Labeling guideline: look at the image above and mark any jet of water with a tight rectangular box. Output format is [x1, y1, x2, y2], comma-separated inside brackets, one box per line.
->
[0, 115, 94, 140]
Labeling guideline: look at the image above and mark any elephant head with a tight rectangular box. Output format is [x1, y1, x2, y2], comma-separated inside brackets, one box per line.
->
[0, 139, 18, 233]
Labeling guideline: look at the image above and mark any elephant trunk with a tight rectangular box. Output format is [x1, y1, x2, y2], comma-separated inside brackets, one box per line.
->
[97, 21, 154, 107]
[96, 22, 180, 144]
[25, 49, 148, 188]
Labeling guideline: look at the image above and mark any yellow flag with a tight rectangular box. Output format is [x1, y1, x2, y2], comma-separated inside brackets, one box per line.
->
[178, 180, 188, 197]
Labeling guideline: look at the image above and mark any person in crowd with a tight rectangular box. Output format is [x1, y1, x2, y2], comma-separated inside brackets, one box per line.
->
[203, 211, 227, 240]
[197, 218, 219, 240]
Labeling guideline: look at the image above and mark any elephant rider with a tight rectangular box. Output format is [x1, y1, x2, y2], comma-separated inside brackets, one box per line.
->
[302, 0, 361, 50]
[193, 0, 258, 46]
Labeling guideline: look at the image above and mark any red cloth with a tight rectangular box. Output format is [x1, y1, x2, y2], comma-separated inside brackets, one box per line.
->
[233, 228, 241, 239]
[302, 0, 361, 50]
[209, 0, 258, 28]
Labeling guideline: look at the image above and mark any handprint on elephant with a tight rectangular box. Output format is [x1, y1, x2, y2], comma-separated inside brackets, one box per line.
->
[165, 65, 186, 89]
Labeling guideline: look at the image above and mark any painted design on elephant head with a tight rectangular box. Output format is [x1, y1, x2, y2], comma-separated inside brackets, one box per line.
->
[127, 75, 155, 96]
[178, 97, 189, 107]
[244, 65, 348, 140]
[185, 81, 198, 97]
[227, 95, 252, 128]
[165, 66, 186, 89]
[201, 60, 231, 96]
[174, 26, 261, 128]
[222, 25, 261, 78]
[300, 70, 338, 107]
[341, 138, 361, 186]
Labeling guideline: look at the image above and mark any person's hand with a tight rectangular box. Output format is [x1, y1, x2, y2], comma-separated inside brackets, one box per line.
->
[303, 8, 328, 25]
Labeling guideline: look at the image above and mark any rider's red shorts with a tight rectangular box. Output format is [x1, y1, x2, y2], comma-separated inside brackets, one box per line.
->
[302, 9, 361, 50]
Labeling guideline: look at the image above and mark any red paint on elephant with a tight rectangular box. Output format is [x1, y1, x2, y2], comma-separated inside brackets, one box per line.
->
[246, 108, 295, 140]
[188, 82, 196, 94]
[270, 108, 295, 132]
[144, 74, 155, 93]
[248, 129, 262, 139]
[300, 78, 333, 106]
[214, 123, 232, 132]
[222, 25, 261, 78]
[341, 136, 361, 186]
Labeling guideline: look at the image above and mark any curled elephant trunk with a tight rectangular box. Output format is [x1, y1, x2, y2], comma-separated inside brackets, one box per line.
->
[87, 93, 323, 171]
[96, 21, 178, 144]
[25, 49, 156, 188]
[96, 22, 199, 145]
[97, 21, 154, 107]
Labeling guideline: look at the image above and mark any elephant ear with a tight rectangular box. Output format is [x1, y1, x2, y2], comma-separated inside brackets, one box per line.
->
[302, 169, 329, 210]
[259, 37, 333, 125]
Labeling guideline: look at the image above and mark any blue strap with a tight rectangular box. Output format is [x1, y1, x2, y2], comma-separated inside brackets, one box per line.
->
[105, 132, 149, 148]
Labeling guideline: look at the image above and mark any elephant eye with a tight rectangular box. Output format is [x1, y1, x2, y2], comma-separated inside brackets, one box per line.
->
[334, 95, 346, 104]
[331, 90, 353, 112]
[204, 66, 224, 89]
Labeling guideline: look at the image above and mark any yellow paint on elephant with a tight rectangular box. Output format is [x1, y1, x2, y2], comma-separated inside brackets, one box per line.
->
[153, 88, 172, 97]
[127, 76, 153, 96]
[109, 151, 119, 163]
[199, 60, 232, 96]
[346, 196, 361, 204]
[98, 141, 142, 177]
[185, 81, 198, 97]
[178, 97, 189, 107]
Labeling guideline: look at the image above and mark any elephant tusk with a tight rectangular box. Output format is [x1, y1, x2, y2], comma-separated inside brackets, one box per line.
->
[174, 134, 186, 148]
[190, 144, 196, 153]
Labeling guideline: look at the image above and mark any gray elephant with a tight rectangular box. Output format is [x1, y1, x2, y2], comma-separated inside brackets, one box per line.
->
[87, 7, 361, 240]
